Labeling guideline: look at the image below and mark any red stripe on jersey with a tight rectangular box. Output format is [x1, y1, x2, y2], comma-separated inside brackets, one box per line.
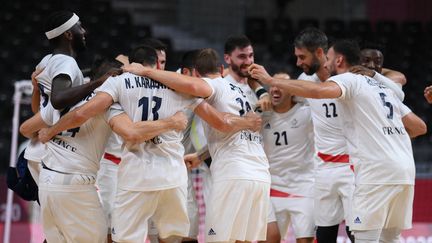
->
[317, 152, 350, 163]
[104, 152, 121, 165]
[270, 188, 303, 198]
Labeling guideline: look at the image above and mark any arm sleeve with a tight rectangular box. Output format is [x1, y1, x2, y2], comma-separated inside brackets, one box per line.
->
[327, 73, 359, 100]
[373, 72, 405, 101]
[106, 102, 125, 122]
[95, 76, 120, 103]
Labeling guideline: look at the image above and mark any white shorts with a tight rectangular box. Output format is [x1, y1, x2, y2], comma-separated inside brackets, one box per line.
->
[96, 159, 118, 229]
[111, 185, 189, 242]
[205, 180, 270, 242]
[351, 184, 414, 231]
[314, 165, 355, 226]
[39, 168, 107, 243]
[271, 196, 315, 239]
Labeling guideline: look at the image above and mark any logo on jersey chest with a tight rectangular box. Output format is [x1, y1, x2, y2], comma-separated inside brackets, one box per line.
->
[290, 118, 300, 128]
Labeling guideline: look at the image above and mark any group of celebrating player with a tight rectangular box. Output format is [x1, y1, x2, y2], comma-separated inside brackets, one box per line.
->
[17, 9, 427, 243]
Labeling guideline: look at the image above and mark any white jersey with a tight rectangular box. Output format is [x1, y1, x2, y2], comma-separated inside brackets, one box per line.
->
[40, 92, 115, 176]
[224, 74, 258, 108]
[330, 72, 415, 185]
[25, 54, 85, 162]
[298, 73, 350, 169]
[96, 72, 200, 191]
[262, 103, 315, 197]
[202, 77, 270, 183]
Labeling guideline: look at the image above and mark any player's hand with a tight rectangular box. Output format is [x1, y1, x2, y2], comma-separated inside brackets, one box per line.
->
[170, 111, 188, 132]
[184, 153, 202, 170]
[248, 64, 273, 85]
[122, 62, 150, 76]
[256, 94, 272, 112]
[424, 85, 432, 104]
[349, 65, 375, 77]
[245, 112, 262, 132]
[115, 54, 129, 66]
[38, 128, 53, 144]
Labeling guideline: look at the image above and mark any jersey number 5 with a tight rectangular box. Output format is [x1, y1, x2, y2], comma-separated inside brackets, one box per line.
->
[139, 96, 162, 121]
[379, 92, 393, 119]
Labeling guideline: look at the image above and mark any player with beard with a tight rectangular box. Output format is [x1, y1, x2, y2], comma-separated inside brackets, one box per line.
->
[24, 10, 118, 189]
[224, 35, 272, 112]
[249, 38, 426, 243]
[292, 28, 355, 242]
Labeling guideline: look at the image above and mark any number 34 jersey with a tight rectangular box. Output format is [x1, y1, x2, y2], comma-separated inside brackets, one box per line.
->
[202, 77, 270, 184]
[330, 72, 414, 185]
[96, 72, 200, 191]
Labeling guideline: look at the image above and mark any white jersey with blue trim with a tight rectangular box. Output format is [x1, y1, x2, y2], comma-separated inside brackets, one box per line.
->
[202, 76, 270, 183]
[330, 72, 415, 185]
[25, 54, 84, 162]
[40, 92, 115, 177]
[96, 72, 200, 191]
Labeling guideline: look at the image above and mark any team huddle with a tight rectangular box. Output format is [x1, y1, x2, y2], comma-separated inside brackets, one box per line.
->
[18, 10, 427, 243]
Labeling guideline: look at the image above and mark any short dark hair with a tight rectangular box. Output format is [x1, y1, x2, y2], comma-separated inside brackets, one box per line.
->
[140, 38, 167, 52]
[331, 39, 361, 66]
[129, 45, 158, 66]
[224, 35, 252, 54]
[180, 49, 199, 70]
[360, 40, 386, 56]
[294, 27, 328, 52]
[44, 10, 75, 45]
[195, 48, 221, 76]
[90, 57, 123, 80]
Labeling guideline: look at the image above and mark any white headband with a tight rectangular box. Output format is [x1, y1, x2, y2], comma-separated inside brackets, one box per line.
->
[45, 13, 79, 40]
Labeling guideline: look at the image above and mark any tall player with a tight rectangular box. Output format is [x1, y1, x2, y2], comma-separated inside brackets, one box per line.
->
[25, 10, 118, 185]
[249, 39, 427, 243]
[290, 27, 355, 242]
[123, 48, 271, 243]
[261, 72, 315, 243]
[224, 35, 272, 112]
[38, 46, 261, 243]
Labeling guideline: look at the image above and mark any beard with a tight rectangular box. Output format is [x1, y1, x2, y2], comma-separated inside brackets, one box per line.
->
[72, 33, 87, 54]
[304, 56, 320, 75]
[231, 62, 250, 78]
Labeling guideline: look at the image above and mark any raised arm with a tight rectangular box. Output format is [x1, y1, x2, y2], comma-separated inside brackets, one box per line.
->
[50, 69, 120, 109]
[382, 68, 407, 86]
[38, 92, 114, 143]
[249, 64, 342, 99]
[194, 101, 262, 133]
[248, 78, 271, 111]
[109, 111, 188, 144]
[122, 63, 213, 98]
